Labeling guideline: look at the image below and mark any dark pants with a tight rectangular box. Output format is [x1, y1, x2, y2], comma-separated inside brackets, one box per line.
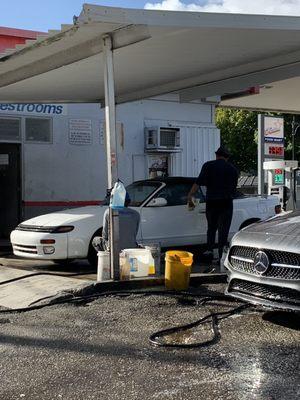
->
[206, 199, 233, 259]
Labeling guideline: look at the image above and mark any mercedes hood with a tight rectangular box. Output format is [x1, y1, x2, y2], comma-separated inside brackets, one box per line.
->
[232, 211, 300, 252]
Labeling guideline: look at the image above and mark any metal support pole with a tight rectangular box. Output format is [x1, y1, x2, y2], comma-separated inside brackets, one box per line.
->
[109, 208, 120, 280]
[103, 34, 120, 281]
[292, 116, 295, 161]
[258, 114, 265, 195]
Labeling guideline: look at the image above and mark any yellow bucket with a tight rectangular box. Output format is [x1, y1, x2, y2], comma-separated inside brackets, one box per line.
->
[165, 251, 193, 291]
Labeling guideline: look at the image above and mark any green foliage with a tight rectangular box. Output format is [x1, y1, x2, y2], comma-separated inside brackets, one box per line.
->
[215, 108, 258, 173]
[216, 108, 300, 174]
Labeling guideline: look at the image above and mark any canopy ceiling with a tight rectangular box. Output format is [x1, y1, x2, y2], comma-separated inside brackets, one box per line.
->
[1, 4, 300, 109]
[220, 76, 300, 114]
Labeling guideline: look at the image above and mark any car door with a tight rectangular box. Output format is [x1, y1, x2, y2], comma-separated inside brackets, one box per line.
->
[140, 181, 207, 246]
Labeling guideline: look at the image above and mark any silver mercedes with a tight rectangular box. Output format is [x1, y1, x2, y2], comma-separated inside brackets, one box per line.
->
[225, 211, 300, 311]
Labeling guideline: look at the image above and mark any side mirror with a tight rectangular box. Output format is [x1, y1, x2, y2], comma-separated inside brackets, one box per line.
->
[148, 197, 168, 207]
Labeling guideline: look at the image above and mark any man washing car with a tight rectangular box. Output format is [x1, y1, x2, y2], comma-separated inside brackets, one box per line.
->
[188, 146, 239, 262]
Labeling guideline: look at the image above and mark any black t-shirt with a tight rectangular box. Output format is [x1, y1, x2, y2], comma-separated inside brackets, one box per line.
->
[195, 159, 239, 201]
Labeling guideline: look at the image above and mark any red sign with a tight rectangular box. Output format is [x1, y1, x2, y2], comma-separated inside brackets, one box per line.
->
[268, 146, 284, 156]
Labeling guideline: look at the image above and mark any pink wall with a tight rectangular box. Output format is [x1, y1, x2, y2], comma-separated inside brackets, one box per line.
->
[0, 26, 44, 53]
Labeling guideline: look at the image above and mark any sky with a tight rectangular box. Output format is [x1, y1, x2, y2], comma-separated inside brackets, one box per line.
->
[1, 0, 300, 32]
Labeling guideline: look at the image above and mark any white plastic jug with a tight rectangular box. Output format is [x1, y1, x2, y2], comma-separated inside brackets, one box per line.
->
[144, 244, 161, 275]
[97, 251, 111, 281]
[119, 251, 130, 281]
[123, 248, 153, 277]
[110, 180, 126, 209]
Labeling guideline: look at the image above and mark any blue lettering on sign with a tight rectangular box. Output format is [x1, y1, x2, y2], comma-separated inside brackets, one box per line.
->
[0, 103, 65, 115]
[56, 105, 63, 114]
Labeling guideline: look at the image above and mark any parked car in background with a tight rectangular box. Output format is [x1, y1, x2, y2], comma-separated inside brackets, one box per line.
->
[225, 211, 300, 311]
[11, 177, 279, 265]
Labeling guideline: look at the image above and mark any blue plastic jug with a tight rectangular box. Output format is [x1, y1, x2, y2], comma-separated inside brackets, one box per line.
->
[110, 180, 126, 209]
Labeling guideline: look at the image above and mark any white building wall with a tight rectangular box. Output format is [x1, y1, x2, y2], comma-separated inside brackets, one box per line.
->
[23, 105, 107, 202]
[115, 94, 219, 185]
[170, 126, 220, 176]
[0, 96, 220, 219]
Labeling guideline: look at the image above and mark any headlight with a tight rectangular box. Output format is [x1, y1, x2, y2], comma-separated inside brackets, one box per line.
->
[15, 225, 74, 233]
[52, 226, 74, 233]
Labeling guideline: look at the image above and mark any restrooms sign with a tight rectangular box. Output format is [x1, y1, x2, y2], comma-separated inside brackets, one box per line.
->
[0, 103, 67, 115]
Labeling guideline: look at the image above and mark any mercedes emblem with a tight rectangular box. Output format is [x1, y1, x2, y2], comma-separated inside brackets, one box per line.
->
[253, 251, 269, 275]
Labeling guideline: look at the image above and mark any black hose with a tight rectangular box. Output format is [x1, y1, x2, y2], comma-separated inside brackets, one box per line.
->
[149, 303, 250, 349]
[0, 288, 252, 349]
[0, 289, 241, 314]
[0, 271, 93, 286]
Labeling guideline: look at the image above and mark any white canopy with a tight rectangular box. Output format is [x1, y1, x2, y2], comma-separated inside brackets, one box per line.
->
[220, 76, 300, 113]
[1, 4, 300, 108]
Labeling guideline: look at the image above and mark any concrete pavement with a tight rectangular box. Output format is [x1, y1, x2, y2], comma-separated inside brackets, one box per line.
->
[0, 254, 224, 309]
[0, 257, 95, 308]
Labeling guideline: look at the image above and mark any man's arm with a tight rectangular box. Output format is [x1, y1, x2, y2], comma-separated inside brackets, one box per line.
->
[232, 165, 239, 194]
[187, 163, 208, 206]
[234, 168, 239, 188]
[187, 183, 199, 204]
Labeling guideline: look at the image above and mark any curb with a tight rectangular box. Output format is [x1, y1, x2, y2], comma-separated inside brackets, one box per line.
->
[54, 273, 228, 300]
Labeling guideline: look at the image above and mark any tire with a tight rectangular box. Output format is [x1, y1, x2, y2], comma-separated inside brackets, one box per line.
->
[239, 218, 260, 231]
[87, 228, 102, 267]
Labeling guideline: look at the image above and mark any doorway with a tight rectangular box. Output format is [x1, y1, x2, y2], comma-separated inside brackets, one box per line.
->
[0, 143, 21, 239]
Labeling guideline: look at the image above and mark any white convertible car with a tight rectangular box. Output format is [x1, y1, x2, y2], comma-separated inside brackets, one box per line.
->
[11, 177, 279, 265]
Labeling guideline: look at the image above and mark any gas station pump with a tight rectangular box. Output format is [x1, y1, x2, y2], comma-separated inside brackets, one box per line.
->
[293, 168, 300, 210]
[263, 160, 298, 210]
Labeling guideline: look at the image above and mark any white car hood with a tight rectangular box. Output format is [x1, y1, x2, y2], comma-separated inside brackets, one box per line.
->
[21, 206, 108, 227]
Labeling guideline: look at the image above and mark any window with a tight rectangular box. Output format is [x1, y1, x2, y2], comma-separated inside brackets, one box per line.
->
[25, 118, 52, 143]
[102, 181, 162, 207]
[0, 118, 20, 141]
[154, 182, 205, 206]
[126, 181, 161, 206]
[154, 183, 190, 206]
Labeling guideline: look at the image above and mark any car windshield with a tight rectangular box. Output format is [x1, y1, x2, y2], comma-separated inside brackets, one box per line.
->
[102, 181, 162, 206]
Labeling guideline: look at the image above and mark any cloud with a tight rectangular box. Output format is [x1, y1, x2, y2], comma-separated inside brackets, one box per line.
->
[144, 0, 300, 15]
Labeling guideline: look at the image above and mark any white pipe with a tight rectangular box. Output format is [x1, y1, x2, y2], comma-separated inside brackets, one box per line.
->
[103, 34, 118, 187]
[102, 34, 120, 281]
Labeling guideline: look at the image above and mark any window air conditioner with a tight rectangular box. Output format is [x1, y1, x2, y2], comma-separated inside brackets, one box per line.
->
[145, 127, 181, 152]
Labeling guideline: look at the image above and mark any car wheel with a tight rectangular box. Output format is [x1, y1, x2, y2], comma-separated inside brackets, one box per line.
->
[239, 218, 260, 230]
[87, 228, 103, 267]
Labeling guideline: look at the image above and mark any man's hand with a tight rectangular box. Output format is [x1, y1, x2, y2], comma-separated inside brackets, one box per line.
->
[187, 183, 199, 210]
[187, 192, 196, 210]
[187, 198, 195, 210]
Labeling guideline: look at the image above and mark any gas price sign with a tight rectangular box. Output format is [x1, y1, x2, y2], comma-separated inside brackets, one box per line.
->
[274, 169, 284, 184]
[265, 143, 284, 158]
[268, 146, 284, 156]
[262, 116, 285, 159]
